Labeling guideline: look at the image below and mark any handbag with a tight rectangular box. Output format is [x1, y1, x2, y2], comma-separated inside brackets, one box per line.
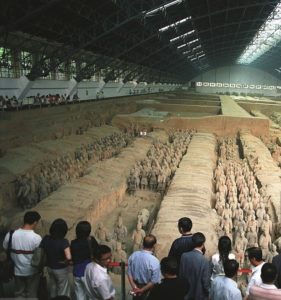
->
[0, 230, 14, 283]
[31, 247, 46, 270]
[37, 273, 48, 300]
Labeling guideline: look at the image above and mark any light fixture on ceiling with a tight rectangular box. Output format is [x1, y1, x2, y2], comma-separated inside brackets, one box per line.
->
[198, 54, 206, 59]
[170, 30, 195, 43]
[159, 16, 191, 32]
[237, 2, 281, 64]
[177, 43, 188, 49]
[188, 38, 199, 45]
[145, 0, 183, 17]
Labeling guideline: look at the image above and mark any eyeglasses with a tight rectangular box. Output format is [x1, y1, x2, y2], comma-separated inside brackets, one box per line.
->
[100, 254, 112, 261]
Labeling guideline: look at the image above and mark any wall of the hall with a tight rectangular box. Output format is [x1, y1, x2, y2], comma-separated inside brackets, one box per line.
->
[190, 65, 281, 96]
[0, 76, 180, 100]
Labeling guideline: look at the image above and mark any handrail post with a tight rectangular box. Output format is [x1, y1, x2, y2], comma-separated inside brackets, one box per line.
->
[121, 261, 126, 300]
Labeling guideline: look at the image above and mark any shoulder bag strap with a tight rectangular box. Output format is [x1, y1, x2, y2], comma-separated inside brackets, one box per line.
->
[88, 236, 93, 259]
[7, 230, 15, 259]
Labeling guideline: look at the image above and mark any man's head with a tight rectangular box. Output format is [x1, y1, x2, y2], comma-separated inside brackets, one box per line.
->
[93, 245, 112, 268]
[247, 247, 263, 266]
[178, 217, 192, 234]
[223, 259, 239, 279]
[160, 257, 177, 277]
[192, 232, 206, 249]
[261, 263, 277, 284]
[23, 211, 41, 229]
[143, 234, 157, 250]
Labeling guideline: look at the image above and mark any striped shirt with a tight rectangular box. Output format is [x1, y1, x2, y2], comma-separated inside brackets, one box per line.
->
[168, 234, 193, 268]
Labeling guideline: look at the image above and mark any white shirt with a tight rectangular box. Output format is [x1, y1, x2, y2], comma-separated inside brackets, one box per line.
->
[210, 275, 242, 300]
[246, 262, 265, 296]
[211, 253, 236, 280]
[3, 228, 42, 276]
[84, 262, 116, 300]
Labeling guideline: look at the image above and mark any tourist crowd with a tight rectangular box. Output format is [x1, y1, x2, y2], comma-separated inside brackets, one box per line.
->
[2, 212, 281, 300]
[0, 93, 80, 111]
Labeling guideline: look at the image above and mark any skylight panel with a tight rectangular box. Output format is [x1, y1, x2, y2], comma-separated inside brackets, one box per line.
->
[237, 2, 281, 64]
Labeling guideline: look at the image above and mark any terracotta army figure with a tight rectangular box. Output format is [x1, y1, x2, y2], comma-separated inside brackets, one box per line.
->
[137, 208, 150, 228]
[131, 222, 146, 251]
[95, 222, 110, 243]
[264, 244, 278, 263]
[246, 226, 258, 248]
[234, 230, 248, 254]
[127, 171, 138, 195]
[111, 241, 127, 274]
[263, 214, 273, 236]
[259, 228, 271, 259]
[221, 216, 232, 236]
[215, 198, 225, 216]
[113, 215, 128, 243]
[222, 203, 232, 220]
[16, 174, 31, 208]
[274, 233, 281, 252]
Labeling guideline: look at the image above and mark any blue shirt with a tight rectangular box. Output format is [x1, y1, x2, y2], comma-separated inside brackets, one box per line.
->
[210, 275, 242, 300]
[127, 250, 161, 284]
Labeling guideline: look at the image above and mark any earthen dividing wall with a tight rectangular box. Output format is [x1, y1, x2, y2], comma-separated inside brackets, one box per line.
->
[152, 132, 219, 259]
[10, 137, 154, 238]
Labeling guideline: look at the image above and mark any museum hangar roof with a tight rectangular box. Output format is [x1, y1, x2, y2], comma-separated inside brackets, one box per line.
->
[0, 0, 281, 83]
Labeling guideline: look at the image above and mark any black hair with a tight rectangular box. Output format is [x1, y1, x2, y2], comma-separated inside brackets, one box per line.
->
[93, 244, 111, 260]
[218, 236, 232, 264]
[178, 217, 192, 233]
[51, 297, 70, 300]
[192, 232, 206, 248]
[261, 263, 277, 284]
[143, 234, 157, 249]
[247, 247, 263, 262]
[160, 257, 177, 276]
[49, 218, 68, 239]
[223, 259, 239, 278]
[76, 221, 91, 239]
[23, 211, 41, 225]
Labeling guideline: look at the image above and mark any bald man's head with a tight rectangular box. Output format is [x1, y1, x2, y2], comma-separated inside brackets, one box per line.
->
[143, 234, 157, 249]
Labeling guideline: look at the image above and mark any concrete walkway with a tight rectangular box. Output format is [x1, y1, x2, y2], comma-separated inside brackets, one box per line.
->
[220, 96, 251, 117]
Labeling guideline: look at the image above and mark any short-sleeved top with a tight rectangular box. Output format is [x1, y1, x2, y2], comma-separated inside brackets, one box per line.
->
[127, 250, 161, 285]
[3, 228, 42, 276]
[210, 275, 242, 300]
[211, 253, 236, 280]
[147, 277, 187, 300]
[84, 262, 116, 300]
[40, 235, 69, 269]
[246, 262, 265, 296]
[71, 236, 99, 277]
